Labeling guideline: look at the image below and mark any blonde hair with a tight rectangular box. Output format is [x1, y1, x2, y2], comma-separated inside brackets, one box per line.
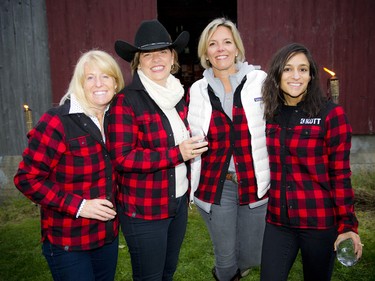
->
[60, 50, 125, 116]
[198, 18, 245, 69]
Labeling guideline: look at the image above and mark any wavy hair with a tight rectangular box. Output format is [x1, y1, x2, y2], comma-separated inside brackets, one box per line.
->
[262, 43, 326, 120]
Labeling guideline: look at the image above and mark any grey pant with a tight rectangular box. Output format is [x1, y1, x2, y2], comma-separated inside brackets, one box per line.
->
[197, 180, 267, 281]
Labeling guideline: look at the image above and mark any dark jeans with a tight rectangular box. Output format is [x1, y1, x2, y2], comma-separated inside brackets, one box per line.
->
[119, 194, 188, 281]
[260, 223, 337, 281]
[42, 236, 119, 281]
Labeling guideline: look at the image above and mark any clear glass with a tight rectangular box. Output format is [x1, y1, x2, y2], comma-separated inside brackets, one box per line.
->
[336, 238, 358, 267]
[189, 127, 208, 143]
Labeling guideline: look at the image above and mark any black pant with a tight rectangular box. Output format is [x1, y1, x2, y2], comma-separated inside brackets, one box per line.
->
[260, 223, 337, 281]
[119, 194, 188, 281]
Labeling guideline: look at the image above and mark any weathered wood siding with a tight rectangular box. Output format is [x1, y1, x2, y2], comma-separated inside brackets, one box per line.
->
[45, 0, 157, 105]
[1, 0, 374, 157]
[0, 0, 52, 155]
[238, 0, 375, 134]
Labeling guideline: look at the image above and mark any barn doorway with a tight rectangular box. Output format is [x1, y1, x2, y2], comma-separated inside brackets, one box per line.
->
[157, 0, 237, 89]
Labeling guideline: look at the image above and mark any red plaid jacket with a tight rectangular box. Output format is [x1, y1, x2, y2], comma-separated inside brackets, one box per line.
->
[190, 77, 269, 205]
[265, 101, 358, 233]
[106, 73, 188, 220]
[14, 101, 118, 251]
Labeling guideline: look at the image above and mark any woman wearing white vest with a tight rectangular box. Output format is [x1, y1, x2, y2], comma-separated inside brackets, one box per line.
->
[188, 18, 270, 281]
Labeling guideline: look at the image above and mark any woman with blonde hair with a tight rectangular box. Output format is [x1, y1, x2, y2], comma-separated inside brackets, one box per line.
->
[188, 18, 270, 281]
[14, 49, 124, 281]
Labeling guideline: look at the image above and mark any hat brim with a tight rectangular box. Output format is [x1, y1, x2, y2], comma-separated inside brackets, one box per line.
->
[115, 31, 189, 62]
[114, 41, 138, 63]
[171, 31, 190, 54]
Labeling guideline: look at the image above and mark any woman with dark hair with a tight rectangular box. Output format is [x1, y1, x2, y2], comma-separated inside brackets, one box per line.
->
[108, 20, 208, 280]
[262, 43, 325, 119]
[260, 43, 363, 281]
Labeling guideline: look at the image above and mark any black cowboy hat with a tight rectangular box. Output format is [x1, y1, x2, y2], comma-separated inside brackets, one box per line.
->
[115, 19, 189, 62]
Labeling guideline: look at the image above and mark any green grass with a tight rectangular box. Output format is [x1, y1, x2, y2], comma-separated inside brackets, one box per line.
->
[1, 171, 374, 281]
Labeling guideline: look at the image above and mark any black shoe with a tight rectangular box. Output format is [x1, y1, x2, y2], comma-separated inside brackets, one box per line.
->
[230, 269, 242, 281]
[212, 267, 242, 281]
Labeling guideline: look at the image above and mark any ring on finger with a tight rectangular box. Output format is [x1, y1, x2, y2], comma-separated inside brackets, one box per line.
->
[191, 150, 194, 155]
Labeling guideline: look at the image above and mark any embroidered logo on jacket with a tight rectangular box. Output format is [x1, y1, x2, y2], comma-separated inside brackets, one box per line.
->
[299, 118, 322, 125]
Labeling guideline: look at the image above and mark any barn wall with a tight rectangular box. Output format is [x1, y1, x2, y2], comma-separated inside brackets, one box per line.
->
[1, 0, 374, 156]
[0, 0, 52, 155]
[45, 0, 157, 105]
[238, 0, 375, 134]
[0, 1, 374, 199]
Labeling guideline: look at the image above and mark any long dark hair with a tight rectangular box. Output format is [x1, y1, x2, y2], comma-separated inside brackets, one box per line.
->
[262, 43, 326, 120]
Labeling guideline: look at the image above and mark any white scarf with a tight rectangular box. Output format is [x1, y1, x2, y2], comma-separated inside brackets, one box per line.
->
[137, 69, 188, 197]
[137, 69, 184, 109]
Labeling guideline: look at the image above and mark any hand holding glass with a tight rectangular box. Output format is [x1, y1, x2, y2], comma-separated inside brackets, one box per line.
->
[189, 128, 208, 144]
[336, 238, 358, 267]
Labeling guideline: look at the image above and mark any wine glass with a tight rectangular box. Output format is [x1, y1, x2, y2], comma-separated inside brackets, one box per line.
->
[336, 238, 358, 267]
[189, 127, 208, 143]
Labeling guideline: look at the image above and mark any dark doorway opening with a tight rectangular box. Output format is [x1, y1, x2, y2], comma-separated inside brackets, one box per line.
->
[157, 0, 237, 90]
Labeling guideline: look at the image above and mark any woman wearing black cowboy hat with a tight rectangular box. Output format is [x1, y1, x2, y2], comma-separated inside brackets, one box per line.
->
[107, 20, 208, 280]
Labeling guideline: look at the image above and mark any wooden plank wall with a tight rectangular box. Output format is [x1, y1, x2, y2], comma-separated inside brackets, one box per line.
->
[45, 0, 157, 105]
[238, 0, 375, 134]
[1, 0, 373, 157]
[0, 0, 52, 155]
